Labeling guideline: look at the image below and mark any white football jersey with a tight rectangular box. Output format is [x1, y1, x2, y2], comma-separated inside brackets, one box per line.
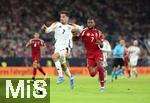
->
[45, 22, 73, 51]
[100, 40, 112, 67]
[128, 46, 141, 60]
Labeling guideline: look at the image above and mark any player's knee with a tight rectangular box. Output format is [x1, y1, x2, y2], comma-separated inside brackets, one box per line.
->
[90, 73, 95, 77]
[33, 63, 37, 68]
[61, 63, 67, 71]
[97, 61, 103, 67]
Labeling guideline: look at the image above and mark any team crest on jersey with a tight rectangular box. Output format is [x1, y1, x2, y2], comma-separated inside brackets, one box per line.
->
[87, 33, 90, 36]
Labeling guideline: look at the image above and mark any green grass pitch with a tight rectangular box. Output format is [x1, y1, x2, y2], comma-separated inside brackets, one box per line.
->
[50, 76, 150, 103]
[0, 76, 150, 103]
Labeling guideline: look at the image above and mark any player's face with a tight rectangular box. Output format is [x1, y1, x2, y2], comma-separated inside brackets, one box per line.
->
[34, 33, 40, 38]
[87, 20, 95, 29]
[60, 14, 69, 24]
[120, 40, 125, 46]
[133, 40, 138, 46]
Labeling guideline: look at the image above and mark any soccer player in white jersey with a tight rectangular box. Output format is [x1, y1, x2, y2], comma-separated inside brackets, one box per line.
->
[128, 40, 141, 77]
[41, 11, 82, 89]
[99, 36, 112, 83]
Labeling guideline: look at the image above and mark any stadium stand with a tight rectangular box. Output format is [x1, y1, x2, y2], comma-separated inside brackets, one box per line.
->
[0, 0, 149, 66]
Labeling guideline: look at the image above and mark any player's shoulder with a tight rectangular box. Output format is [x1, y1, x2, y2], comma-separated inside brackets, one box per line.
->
[81, 28, 88, 32]
[38, 38, 44, 42]
[104, 40, 109, 44]
[51, 21, 61, 27]
[80, 28, 88, 34]
[30, 38, 35, 42]
[128, 46, 134, 50]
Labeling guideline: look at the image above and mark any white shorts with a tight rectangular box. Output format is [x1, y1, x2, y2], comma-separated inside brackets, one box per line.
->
[54, 47, 71, 64]
[129, 59, 138, 66]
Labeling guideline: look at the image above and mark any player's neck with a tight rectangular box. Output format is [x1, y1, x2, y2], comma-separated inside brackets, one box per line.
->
[61, 22, 68, 25]
[88, 27, 94, 30]
[34, 38, 39, 40]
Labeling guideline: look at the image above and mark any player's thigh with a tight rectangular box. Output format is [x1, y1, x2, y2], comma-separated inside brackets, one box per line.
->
[94, 51, 103, 66]
[119, 59, 124, 68]
[52, 52, 60, 61]
[32, 55, 40, 67]
[130, 59, 138, 67]
[60, 55, 67, 64]
[113, 58, 121, 67]
[87, 58, 96, 72]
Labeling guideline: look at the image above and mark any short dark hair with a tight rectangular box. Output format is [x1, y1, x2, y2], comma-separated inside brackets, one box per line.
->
[87, 17, 95, 21]
[59, 10, 69, 17]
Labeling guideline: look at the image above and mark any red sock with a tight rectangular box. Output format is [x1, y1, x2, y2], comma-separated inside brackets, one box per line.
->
[127, 70, 131, 77]
[32, 68, 37, 80]
[38, 67, 46, 76]
[89, 67, 98, 77]
[97, 66, 104, 87]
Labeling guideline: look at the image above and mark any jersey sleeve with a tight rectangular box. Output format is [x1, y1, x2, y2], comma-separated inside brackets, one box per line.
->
[101, 40, 112, 52]
[78, 29, 86, 38]
[71, 24, 83, 32]
[40, 40, 45, 46]
[98, 31, 104, 42]
[45, 22, 59, 33]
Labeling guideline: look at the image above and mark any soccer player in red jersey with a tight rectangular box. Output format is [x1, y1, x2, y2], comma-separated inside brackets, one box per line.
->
[26, 32, 47, 81]
[73, 17, 105, 92]
[123, 46, 131, 78]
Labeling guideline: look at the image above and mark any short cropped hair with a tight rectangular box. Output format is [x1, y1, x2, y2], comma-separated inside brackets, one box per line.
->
[59, 10, 69, 17]
[87, 17, 95, 21]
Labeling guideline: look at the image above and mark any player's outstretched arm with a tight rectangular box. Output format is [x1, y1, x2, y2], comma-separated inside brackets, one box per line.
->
[26, 40, 32, 47]
[71, 23, 83, 32]
[40, 41, 46, 49]
[41, 22, 58, 33]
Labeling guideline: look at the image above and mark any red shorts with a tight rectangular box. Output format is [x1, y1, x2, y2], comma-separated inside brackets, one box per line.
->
[124, 60, 129, 67]
[86, 51, 103, 67]
[32, 54, 40, 63]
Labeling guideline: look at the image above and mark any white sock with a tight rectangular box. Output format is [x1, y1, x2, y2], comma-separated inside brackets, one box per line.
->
[55, 61, 63, 77]
[65, 68, 72, 78]
[132, 68, 136, 75]
[104, 70, 107, 80]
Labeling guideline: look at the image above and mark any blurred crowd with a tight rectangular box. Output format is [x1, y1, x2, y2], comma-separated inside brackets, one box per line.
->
[0, 0, 149, 59]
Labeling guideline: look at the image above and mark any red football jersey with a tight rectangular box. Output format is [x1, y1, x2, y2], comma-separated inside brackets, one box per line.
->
[124, 47, 129, 61]
[30, 38, 45, 58]
[79, 28, 104, 52]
